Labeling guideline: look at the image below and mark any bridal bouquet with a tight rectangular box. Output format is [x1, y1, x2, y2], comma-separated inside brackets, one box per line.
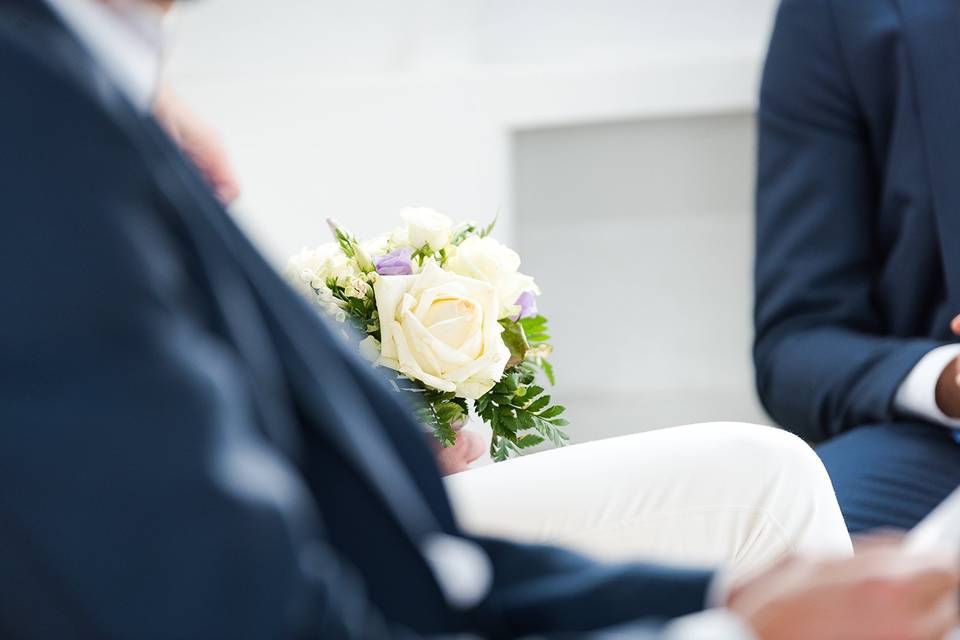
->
[285, 208, 568, 461]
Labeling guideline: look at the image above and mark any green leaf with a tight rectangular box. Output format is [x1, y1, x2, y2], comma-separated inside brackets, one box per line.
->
[334, 228, 356, 259]
[534, 417, 570, 447]
[450, 223, 479, 247]
[491, 436, 512, 462]
[475, 396, 490, 414]
[499, 411, 519, 432]
[516, 410, 537, 430]
[525, 386, 545, 400]
[480, 215, 498, 238]
[433, 421, 458, 448]
[538, 405, 566, 419]
[525, 395, 551, 413]
[541, 359, 556, 385]
[517, 434, 546, 448]
[499, 320, 530, 369]
[519, 315, 550, 344]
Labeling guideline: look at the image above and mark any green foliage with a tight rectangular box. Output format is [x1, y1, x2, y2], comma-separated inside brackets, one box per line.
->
[326, 277, 380, 339]
[448, 214, 497, 248]
[449, 223, 480, 247]
[410, 245, 436, 265]
[479, 215, 498, 238]
[519, 315, 549, 345]
[411, 387, 469, 448]
[333, 227, 356, 259]
[475, 363, 569, 462]
[499, 319, 530, 369]
[519, 314, 556, 385]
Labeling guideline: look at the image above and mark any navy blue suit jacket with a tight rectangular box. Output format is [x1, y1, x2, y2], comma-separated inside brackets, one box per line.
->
[755, 0, 960, 441]
[0, 1, 712, 637]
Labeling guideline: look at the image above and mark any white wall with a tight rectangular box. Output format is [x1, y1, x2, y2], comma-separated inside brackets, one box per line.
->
[167, 0, 779, 258]
[515, 114, 766, 441]
[166, 1, 780, 439]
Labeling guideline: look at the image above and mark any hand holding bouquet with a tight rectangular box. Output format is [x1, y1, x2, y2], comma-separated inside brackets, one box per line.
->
[285, 208, 568, 462]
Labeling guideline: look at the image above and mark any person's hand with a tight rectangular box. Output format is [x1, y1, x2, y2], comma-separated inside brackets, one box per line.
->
[432, 429, 485, 476]
[934, 314, 960, 417]
[727, 545, 960, 640]
[153, 85, 241, 205]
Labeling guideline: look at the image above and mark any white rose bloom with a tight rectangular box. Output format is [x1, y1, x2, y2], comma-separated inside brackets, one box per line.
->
[445, 236, 540, 318]
[399, 207, 453, 251]
[374, 260, 510, 399]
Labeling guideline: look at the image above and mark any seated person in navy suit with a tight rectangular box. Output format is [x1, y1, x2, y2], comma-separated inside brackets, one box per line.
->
[2, 0, 958, 638]
[755, 0, 960, 532]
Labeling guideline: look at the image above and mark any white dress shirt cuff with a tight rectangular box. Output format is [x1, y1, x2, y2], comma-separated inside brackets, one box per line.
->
[894, 344, 960, 429]
[664, 609, 758, 639]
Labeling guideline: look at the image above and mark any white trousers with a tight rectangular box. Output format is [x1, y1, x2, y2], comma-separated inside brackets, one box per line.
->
[445, 423, 853, 574]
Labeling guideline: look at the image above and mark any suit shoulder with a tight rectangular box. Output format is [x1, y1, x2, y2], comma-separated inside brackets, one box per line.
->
[0, 8, 61, 81]
[773, 0, 898, 38]
[0, 9, 119, 122]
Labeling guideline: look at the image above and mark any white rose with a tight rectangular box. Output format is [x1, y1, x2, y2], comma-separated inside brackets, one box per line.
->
[445, 236, 540, 318]
[399, 207, 453, 251]
[374, 260, 510, 399]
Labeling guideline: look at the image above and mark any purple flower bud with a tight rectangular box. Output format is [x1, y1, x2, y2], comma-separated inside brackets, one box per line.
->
[375, 248, 414, 276]
[512, 291, 538, 321]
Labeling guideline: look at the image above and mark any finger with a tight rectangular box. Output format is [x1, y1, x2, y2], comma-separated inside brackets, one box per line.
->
[216, 182, 241, 206]
[912, 591, 959, 640]
[187, 138, 241, 205]
[853, 531, 906, 554]
[902, 561, 960, 611]
[911, 569, 960, 606]
[951, 314, 960, 336]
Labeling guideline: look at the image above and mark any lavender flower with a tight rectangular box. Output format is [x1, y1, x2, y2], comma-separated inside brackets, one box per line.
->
[512, 291, 538, 321]
[375, 248, 414, 276]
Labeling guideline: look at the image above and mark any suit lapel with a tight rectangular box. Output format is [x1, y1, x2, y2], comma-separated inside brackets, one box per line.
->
[896, 0, 960, 311]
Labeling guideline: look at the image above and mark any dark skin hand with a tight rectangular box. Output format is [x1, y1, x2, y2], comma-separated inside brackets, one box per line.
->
[935, 315, 960, 418]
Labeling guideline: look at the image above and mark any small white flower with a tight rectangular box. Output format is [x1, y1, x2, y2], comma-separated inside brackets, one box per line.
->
[345, 277, 371, 299]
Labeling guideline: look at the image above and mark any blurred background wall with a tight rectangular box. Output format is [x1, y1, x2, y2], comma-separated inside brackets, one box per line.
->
[167, 0, 780, 442]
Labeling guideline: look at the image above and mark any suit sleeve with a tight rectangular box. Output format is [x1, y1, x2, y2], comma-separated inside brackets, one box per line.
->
[470, 538, 712, 637]
[753, 0, 947, 441]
